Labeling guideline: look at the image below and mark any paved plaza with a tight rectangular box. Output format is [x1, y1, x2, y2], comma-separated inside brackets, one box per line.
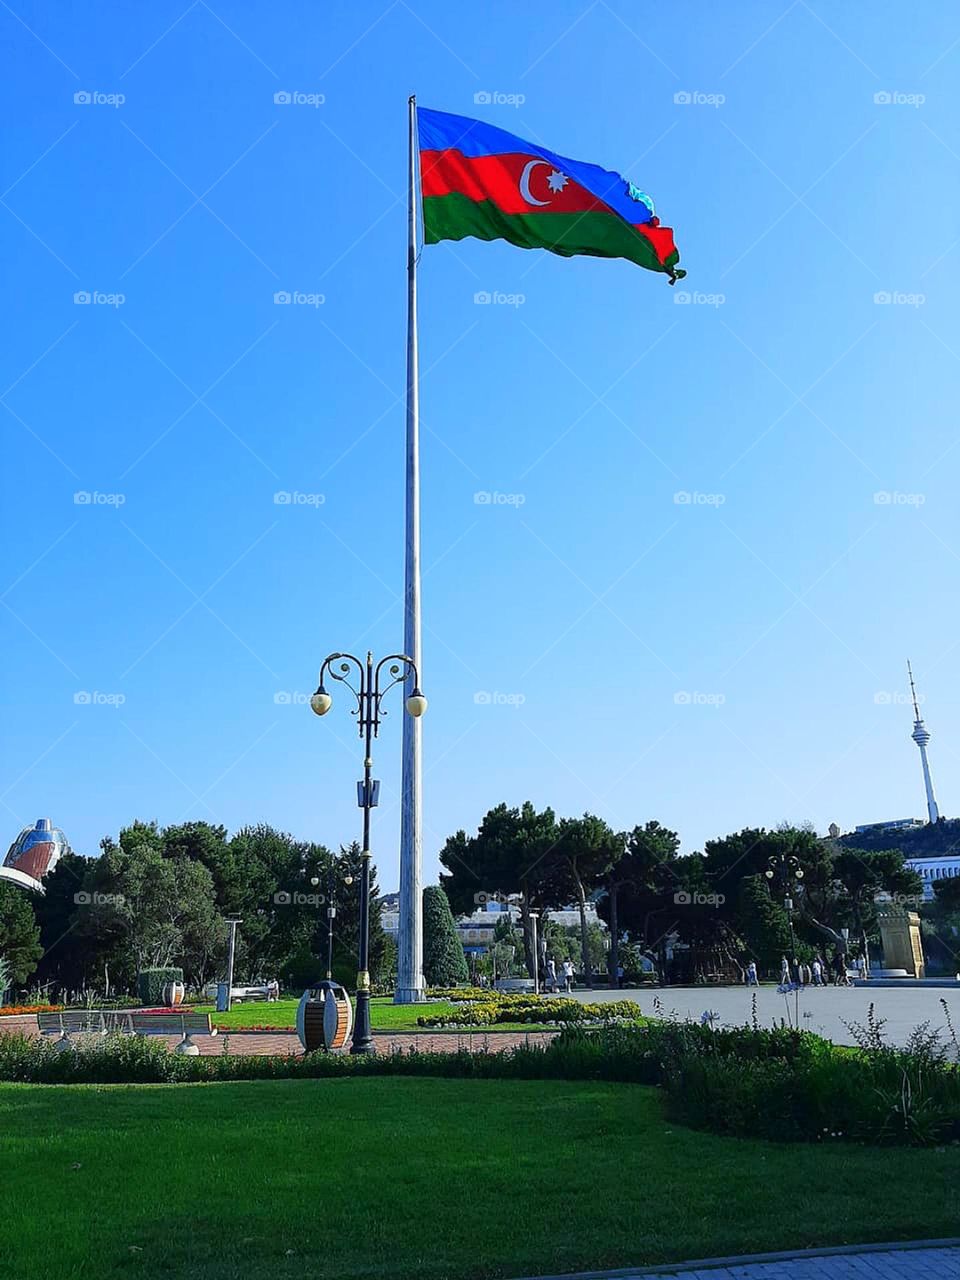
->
[525, 1243, 960, 1279]
[572, 983, 960, 1047]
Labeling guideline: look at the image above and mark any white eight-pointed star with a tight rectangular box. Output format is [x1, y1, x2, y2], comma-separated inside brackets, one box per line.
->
[546, 170, 568, 194]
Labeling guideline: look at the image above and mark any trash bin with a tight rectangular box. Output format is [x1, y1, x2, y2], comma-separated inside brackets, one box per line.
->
[216, 982, 229, 1013]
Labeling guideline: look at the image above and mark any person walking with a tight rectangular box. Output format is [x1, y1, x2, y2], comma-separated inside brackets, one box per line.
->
[811, 957, 823, 987]
[616, 962, 625, 990]
[545, 956, 558, 994]
[562, 958, 575, 993]
[856, 953, 867, 982]
[746, 960, 759, 987]
[780, 955, 790, 984]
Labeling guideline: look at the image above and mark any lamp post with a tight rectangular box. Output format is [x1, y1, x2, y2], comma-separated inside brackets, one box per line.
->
[765, 852, 804, 961]
[310, 650, 426, 1054]
[310, 866, 354, 982]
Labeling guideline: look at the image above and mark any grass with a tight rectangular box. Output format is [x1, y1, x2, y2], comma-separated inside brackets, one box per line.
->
[194, 996, 554, 1034]
[3, 1079, 958, 1280]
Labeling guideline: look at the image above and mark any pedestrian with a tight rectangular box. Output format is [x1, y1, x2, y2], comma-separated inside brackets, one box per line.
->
[746, 960, 759, 987]
[616, 962, 625, 990]
[856, 953, 867, 982]
[780, 955, 790, 984]
[545, 956, 557, 994]
[835, 950, 849, 987]
[811, 957, 822, 987]
[562, 958, 574, 993]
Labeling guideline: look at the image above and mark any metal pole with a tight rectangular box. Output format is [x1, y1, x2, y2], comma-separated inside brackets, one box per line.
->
[352, 653, 376, 1053]
[397, 93, 425, 1005]
[225, 918, 240, 1012]
[326, 865, 335, 982]
[531, 912, 540, 995]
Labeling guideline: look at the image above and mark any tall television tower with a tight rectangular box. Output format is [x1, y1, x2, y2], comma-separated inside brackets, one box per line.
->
[908, 660, 940, 824]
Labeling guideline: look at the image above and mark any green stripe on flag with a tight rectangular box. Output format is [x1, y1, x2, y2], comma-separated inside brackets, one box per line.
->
[422, 191, 676, 275]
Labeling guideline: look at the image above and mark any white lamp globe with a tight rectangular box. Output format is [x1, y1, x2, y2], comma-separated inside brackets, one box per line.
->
[405, 690, 428, 718]
[310, 689, 332, 716]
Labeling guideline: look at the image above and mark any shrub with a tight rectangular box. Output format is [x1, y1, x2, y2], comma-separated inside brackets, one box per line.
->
[136, 968, 183, 1006]
[422, 887, 468, 987]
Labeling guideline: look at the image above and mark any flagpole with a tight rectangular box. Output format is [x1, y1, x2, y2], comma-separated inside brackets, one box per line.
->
[396, 93, 425, 1004]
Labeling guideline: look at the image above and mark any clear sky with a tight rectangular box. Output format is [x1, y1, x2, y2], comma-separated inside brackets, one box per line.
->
[2, 1, 958, 889]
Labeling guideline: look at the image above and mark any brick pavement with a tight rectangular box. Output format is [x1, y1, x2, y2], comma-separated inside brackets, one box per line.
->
[0, 1015, 556, 1056]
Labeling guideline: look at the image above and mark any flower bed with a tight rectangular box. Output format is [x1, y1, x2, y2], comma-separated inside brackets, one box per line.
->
[0, 1005, 63, 1017]
[416, 994, 643, 1028]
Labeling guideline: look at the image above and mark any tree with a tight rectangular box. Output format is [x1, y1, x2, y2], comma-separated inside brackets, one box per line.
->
[600, 821, 679, 984]
[832, 847, 923, 967]
[32, 850, 94, 994]
[0, 882, 43, 985]
[422, 885, 468, 986]
[552, 814, 621, 985]
[82, 838, 222, 987]
[439, 802, 563, 979]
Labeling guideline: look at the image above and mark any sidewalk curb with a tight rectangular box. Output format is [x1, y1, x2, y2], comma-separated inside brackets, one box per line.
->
[513, 1237, 960, 1279]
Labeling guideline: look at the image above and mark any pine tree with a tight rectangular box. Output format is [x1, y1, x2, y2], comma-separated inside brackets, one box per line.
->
[422, 885, 468, 986]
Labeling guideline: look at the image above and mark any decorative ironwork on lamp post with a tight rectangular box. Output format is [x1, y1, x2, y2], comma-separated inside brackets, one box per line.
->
[310, 650, 426, 1054]
[765, 851, 804, 964]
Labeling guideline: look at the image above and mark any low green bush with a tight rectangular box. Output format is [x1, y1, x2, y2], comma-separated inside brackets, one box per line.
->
[416, 993, 643, 1027]
[136, 968, 183, 1006]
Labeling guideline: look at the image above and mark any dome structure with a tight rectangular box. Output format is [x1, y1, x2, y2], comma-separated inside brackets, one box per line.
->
[0, 818, 68, 894]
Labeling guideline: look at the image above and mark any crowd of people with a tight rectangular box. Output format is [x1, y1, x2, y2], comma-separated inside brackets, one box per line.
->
[746, 951, 868, 988]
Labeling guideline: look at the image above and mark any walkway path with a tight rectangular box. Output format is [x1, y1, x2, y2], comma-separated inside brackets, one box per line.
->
[0, 1015, 556, 1056]
[523, 1241, 960, 1279]
[571, 983, 960, 1048]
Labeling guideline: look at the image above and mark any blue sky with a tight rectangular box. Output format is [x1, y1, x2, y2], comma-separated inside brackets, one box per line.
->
[2, 1, 958, 889]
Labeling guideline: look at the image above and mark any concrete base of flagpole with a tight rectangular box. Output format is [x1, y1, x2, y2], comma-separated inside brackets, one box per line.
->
[392, 986, 427, 1004]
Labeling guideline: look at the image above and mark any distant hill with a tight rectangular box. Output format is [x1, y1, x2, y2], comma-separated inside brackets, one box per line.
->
[840, 818, 960, 858]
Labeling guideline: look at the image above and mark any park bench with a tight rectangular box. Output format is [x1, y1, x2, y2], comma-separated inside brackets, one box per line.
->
[37, 1010, 215, 1054]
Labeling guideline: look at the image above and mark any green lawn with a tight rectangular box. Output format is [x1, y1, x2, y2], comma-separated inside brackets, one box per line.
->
[2, 1078, 957, 1280]
[195, 996, 551, 1034]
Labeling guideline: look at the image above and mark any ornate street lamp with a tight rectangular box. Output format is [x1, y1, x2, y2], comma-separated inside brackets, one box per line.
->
[310, 867, 354, 982]
[310, 650, 426, 1053]
[765, 852, 804, 965]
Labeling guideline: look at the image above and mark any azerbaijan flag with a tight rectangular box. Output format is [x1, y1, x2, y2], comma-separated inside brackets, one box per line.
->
[418, 107, 685, 283]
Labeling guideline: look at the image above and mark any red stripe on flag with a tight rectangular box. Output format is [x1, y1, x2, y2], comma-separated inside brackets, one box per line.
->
[421, 148, 613, 217]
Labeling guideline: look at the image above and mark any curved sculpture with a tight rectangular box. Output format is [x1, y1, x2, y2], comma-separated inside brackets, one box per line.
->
[0, 818, 68, 894]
